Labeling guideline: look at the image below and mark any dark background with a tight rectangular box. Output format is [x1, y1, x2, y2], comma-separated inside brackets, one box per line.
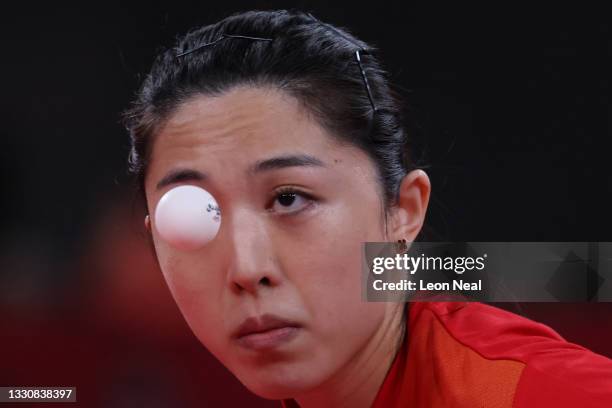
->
[0, 2, 610, 407]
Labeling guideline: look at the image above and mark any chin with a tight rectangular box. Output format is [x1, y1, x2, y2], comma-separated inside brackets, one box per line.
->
[236, 365, 323, 400]
[245, 384, 296, 400]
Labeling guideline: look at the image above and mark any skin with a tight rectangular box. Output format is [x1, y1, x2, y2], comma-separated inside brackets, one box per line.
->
[143, 85, 430, 407]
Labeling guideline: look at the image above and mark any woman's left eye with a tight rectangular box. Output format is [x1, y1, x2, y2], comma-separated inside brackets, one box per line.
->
[269, 188, 315, 215]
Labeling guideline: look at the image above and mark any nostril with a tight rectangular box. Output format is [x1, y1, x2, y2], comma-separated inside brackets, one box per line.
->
[259, 277, 271, 286]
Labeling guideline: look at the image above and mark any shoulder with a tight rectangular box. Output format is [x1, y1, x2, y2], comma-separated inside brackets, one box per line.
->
[409, 301, 612, 407]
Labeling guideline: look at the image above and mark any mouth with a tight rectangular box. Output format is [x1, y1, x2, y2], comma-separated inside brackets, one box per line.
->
[233, 314, 302, 351]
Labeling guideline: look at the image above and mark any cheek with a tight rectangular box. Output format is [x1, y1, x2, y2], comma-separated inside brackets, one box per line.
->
[284, 236, 385, 388]
[303, 230, 383, 323]
[154, 243, 228, 354]
[292, 199, 387, 343]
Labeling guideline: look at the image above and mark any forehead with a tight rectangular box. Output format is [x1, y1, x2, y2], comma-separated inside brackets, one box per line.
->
[151, 85, 337, 161]
[145, 85, 377, 195]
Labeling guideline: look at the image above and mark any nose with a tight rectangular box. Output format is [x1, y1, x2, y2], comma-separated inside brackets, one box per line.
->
[224, 207, 281, 295]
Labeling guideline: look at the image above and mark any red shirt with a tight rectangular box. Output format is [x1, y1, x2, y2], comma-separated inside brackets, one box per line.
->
[282, 302, 612, 407]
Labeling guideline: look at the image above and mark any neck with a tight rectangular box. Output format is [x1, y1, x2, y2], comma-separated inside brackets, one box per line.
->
[293, 305, 405, 408]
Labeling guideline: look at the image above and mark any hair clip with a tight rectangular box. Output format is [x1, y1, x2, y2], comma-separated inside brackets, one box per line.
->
[354, 49, 377, 113]
[176, 34, 273, 58]
[306, 13, 378, 113]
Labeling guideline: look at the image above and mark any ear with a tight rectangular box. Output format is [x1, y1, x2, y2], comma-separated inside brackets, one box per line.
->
[144, 214, 151, 233]
[387, 169, 431, 242]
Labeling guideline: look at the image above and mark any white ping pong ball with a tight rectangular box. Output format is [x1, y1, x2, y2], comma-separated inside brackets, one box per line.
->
[154, 185, 221, 251]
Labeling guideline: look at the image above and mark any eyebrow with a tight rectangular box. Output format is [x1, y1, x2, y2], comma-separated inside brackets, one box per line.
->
[249, 154, 326, 174]
[155, 154, 326, 191]
[156, 168, 206, 191]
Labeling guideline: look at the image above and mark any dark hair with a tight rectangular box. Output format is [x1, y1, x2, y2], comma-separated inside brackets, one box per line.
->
[123, 9, 424, 219]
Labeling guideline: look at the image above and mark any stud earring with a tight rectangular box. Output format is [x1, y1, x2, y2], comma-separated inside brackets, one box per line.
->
[397, 238, 408, 253]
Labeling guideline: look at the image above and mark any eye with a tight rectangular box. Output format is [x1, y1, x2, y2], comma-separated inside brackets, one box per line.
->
[269, 187, 316, 215]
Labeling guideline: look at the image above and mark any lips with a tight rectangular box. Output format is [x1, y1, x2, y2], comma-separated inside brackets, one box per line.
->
[233, 314, 301, 350]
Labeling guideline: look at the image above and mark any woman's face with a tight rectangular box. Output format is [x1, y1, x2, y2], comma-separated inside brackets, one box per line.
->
[144, 86, 414, 398]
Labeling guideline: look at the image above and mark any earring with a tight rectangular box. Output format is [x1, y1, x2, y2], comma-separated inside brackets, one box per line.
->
[397, 238, 408, 253]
